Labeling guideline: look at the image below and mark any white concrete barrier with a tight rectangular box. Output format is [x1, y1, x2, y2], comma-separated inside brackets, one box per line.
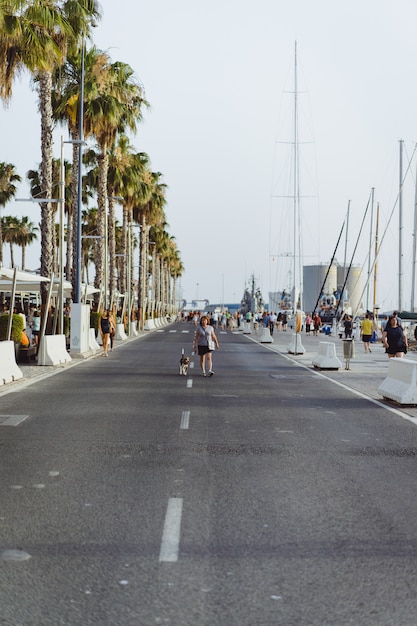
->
[312, 341, 341, 370]
[115, 323, 127, 340]
[287, 333, 305, 355]
[38, 335, 72, 366]
[243, 322, 252, 334]
[0, 341, 23, 385]
[129, 322, 138, 336]
[144, 318, 155, 330]
[378, 358, 417, 404]
[89, 328, 100, 351]
[260, 328, 273, 343]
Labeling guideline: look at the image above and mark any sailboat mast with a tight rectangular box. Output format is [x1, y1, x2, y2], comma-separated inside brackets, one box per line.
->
[412, 154, 417, 312]
[373, 203, 379, 319]
[366, 188, 375, 312]
[293, 41, 301, 312]
[399, 139, 404, 311]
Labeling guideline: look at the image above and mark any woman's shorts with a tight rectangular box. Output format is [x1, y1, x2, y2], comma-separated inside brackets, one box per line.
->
[362, 334, 372, 342]
[198, 346, 210, 355]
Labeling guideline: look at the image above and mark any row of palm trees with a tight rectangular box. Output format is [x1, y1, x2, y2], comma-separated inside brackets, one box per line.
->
[0, 1, 184, 322]
[0, 213, 38, 270]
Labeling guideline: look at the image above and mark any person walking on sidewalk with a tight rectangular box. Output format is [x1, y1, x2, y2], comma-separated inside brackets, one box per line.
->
[193, 315, 219, 376]
[382, 315, 408, 358]
[360, 313, 374, 353]
[100, 310, 111, 357]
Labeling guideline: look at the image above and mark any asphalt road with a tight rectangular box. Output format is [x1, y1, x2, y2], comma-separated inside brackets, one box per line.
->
[2, 323, 417, 625]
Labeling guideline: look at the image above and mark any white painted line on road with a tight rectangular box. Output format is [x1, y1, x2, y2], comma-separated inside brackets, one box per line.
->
[159, 497, 183, 562]
[190, 362, 194, 369]
[186, 379, 193, 388]
[0, 415, 29, 426]
[168, 330, 177, 333]
[180, 411, 190, 429]
[248, 336, 417, 426]
[181, 330, 190, 333]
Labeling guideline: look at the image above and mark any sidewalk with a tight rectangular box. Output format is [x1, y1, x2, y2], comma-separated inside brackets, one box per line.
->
[247, 329, 417, 421]
[0, 331, 148, 398]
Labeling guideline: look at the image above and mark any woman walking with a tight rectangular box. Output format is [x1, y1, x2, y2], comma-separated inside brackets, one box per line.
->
[382, 315, 408, 358]
[360, 313, 374, 353]
[193, 315, 219, 376]
[100, 310, 111, 357]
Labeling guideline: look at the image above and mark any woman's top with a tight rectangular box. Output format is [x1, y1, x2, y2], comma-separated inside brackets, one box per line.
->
[385, 325, 405, 352]
[101, 316, 111, 334]
[32, 316, 40, 332]
[361, 318, 373, 335]
[196, 324, 213, 346]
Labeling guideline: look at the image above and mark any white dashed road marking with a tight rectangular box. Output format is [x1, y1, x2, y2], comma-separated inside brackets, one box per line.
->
[0, 415, 29, 426]
[159, 497, 183, 562]
[180, 411, 190, 429]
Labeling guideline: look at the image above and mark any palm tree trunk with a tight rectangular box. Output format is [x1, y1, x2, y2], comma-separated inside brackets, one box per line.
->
[39, 70, 54, 298]
[108, 195, 116, 302]
[120, 203, 128, 296]
[138, 216, 148, 328]
[94, 151, 109, 304]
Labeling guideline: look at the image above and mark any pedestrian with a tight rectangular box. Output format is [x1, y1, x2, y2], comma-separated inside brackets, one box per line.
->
[32, 310, 41, 347]
[109, 310, 116, 351]
[193, 314, 219, 377]
[382, 315, 408, 358]
[305, 313, 312, 335]
[312, 312, 321, 336]
[360, 313, 373, 353]
[343, 315, 353, 339]
[268, 311, 277, 335]
[281, 312, 288, 331]
[100, 309, 111, 357]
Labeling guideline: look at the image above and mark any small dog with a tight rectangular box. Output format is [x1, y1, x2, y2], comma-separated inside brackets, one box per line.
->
[179, 348, 191, 375]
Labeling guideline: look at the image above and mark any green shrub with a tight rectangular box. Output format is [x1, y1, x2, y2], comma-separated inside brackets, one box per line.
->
[90, 311, 101, 332]
[0, 313, 24, 343]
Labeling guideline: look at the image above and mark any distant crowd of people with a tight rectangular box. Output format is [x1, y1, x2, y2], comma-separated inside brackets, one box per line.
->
[181, 308, 413, 360]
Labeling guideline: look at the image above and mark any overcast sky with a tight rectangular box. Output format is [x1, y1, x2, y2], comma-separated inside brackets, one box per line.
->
[2, 0, 417, 311]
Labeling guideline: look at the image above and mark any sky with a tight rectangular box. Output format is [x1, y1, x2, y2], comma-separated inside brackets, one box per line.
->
[2, 0, 417, 312]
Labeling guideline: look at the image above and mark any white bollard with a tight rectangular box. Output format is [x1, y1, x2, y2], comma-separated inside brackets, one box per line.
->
[0, 341, 23, 385]
[260, 327, 273, 343]
[89, 328, 100, 351]
[115, 323, 127, 340]
[312, 341, 341, 370]
[38, 335, 72, 366]
[378, 358, 417, 404]
[129, 321, 138, 336]
[287, 333, 305, 355]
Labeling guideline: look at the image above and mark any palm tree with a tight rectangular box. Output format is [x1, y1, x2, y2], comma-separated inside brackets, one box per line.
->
[0, 0, 100, 298]
[83, 137, 149, 303]
[133, 172, 167, 328]
[27, 157, 72, 274]
[1, 215, 19, 268]
[52, 43, 106, 288]
[0, 162, 21, 265]
[84, 57, 149, 300]
[15, 216, 38, 270]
